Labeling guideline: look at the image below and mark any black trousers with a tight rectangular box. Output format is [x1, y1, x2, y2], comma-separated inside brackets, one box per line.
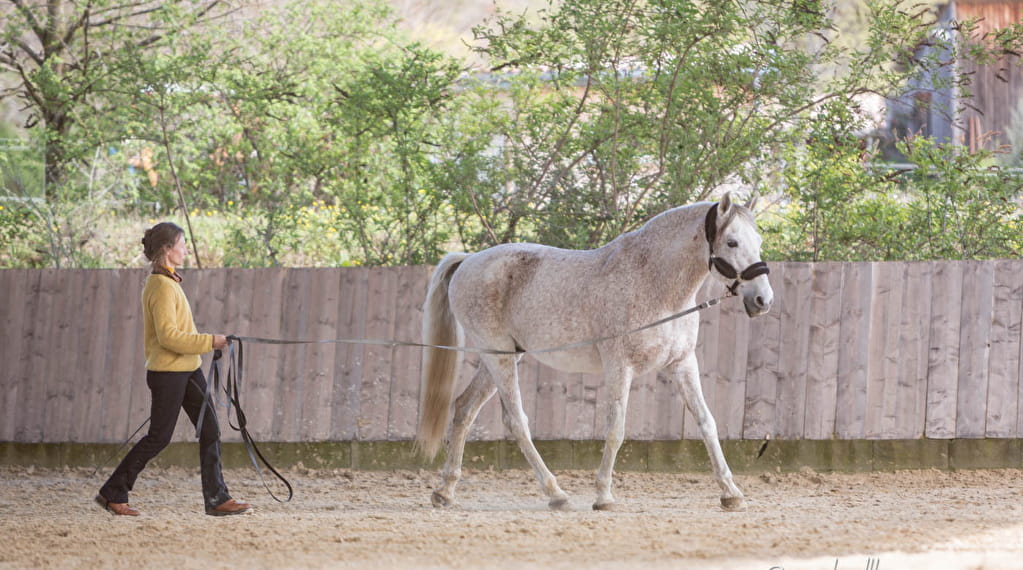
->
[100, 368, 232, 510]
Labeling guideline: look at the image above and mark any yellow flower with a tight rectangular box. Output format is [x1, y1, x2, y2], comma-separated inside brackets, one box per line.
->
[228, 200, 234, 206]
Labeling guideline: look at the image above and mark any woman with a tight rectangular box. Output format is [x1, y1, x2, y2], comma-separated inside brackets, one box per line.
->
[96, 222, 251, 516]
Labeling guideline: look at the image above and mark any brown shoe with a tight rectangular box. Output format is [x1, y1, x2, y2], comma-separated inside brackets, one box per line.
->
[206, 498, 251, 516]
[95, 494, 140, 516]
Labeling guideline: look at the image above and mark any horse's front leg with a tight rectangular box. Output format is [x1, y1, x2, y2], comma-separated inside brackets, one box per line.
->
[432, 365, 497, 507]
[593, 365, 634, 511]
[667, 355, 746, 511]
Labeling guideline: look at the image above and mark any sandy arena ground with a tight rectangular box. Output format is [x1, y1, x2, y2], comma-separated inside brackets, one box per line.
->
[1, 465, 1022, 569]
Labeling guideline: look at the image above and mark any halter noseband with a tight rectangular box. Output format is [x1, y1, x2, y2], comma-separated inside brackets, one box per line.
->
[704, 203, 770, 295]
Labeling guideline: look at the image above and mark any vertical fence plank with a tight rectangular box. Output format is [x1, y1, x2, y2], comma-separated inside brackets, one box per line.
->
[277, 269, 316, 441]
[72, 271, 112, 443]
[775, 263, 813, 439]
[267, 269, 302, 440]
[87, 270, 115, 444]
[0, 270, 31, 441]
[387, 266, 430, 440]
[743, 266, 784, 439]
[987, 260, 1023, 438]
[535, 363, 569, 439]
[40, 270, 79, 441]
[926, 261, 963, 439]
[631, 372, 664, 440]
[651, 370, 684, 439]
[563, 370, 586, 439]
[244, 269, 286, 440]
[835, 263, 872, 439]
[1017, 271, 1023, 439]
[332, 267, 368, 440]
[864, 263, 894, 438]
[956, 261, 994, 438]
[866, 263, 905, 439]
[575, 369, 603, 440]
[564, 372, 597, 439]
[894, 262, 932, 439]
[104, 270, 145, 443]
[803, 263, 843, 439]
[23, 268, 52, 440]
[301, 268, 342, 441]
[20, 269, 58, 442]
[644, 371, 669, 442]
[358, 268, 397, 440]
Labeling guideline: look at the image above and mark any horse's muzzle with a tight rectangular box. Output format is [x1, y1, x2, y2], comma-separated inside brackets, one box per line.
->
[742, 291, 772, 318]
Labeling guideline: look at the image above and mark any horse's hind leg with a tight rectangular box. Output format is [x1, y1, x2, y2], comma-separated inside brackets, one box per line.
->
[669, 355, 746, 511]
[432, 365, 497, 507]
[593, 365, 634, 511]
[489, 356, 570, 510]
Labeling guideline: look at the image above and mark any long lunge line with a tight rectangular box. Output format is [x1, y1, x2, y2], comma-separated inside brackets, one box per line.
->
[228, 293, 733, 356]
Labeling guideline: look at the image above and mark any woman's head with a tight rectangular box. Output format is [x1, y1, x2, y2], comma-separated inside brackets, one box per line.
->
[142, 222, 185, 266]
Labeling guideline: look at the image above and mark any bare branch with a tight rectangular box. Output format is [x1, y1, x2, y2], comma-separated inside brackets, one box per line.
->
[8, 0, 46, 42]
[13, 38, 43, 66]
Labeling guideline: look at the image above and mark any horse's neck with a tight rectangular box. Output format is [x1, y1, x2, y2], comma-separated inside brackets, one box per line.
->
[618, 204, 711, 309]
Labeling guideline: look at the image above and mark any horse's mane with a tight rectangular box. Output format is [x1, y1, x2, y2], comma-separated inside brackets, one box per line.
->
[640, 199, 756, 236]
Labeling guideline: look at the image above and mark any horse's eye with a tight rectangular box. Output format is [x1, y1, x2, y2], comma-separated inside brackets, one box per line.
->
[727, 239, 738, 248]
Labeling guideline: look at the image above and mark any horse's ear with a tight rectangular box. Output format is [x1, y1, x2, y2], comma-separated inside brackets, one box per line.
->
[744, 192, 759, 212]
[719, 191, 733, 216]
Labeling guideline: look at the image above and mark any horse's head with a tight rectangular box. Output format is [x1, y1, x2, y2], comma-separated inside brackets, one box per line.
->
[705, 192, 774, 317]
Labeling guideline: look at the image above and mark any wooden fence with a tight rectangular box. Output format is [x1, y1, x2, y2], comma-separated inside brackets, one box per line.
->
[1, 261, 1021, 444]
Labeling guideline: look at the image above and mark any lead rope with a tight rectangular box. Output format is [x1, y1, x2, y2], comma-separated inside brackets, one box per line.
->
[209, 339, 294, 502]
[89, 418, 150, 479]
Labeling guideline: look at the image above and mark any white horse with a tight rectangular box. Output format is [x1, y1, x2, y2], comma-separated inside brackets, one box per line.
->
[416, 192, 773, 511]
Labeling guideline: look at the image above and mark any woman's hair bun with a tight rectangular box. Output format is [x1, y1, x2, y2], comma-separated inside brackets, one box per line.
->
[141, 222, 184, 262]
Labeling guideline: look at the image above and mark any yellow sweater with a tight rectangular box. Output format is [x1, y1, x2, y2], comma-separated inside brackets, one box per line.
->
[142, 273, 213, 371]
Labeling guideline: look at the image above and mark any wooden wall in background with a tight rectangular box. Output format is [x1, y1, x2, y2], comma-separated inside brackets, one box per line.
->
[1, 261, 1021, 444]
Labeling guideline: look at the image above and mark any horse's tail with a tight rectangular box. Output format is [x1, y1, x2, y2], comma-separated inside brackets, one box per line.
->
[416, 252, 469, 460]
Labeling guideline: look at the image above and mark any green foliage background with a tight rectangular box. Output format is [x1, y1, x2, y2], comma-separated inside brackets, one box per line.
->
[1, 0, 1021, 268]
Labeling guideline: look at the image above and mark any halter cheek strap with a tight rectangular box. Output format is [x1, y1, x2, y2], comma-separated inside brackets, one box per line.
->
[704, 203, 770, 295]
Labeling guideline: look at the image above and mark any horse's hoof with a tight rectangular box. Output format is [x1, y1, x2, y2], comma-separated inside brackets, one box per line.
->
[592, 501, 618, 511]
[431, 491, 454, 508]
[720, 496, 746, 512]
[548, 497, 571, 511]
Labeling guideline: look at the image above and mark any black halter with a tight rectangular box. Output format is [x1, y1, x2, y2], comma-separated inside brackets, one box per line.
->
[704, 203, 770, 295]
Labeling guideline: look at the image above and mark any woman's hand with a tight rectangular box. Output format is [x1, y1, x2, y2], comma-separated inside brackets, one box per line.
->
[213, 334, 229, 350]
